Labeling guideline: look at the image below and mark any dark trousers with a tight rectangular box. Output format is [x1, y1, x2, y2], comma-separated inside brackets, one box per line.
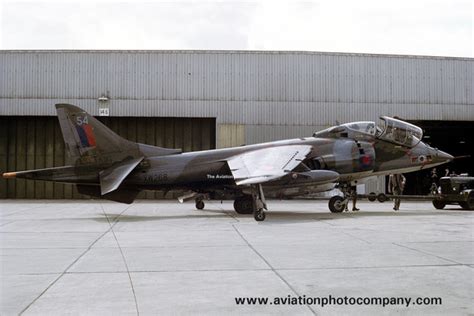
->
[393, 187, 402, 209]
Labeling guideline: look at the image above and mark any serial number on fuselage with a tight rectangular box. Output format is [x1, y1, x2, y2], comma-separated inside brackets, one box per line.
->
[143, 173, 169, 184]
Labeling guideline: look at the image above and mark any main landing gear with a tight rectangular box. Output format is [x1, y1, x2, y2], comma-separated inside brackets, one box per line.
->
[233, 195, 254, 214]
[234, 184, 267, 221]
[178, 192, 207, 210]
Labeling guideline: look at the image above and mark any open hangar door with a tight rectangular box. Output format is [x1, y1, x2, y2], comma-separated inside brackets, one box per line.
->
[0, 116, 216, 200]
[402, 120, 474, 195]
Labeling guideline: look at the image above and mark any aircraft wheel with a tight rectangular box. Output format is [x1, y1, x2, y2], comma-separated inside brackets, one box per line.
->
[195, 200, 205, 210]
[234, 196, 253, 214]
[254, 209, 266, 221]
[233, 199, 242, 212]
[329, 196, 345, 213]
[432, 200, 446, 210]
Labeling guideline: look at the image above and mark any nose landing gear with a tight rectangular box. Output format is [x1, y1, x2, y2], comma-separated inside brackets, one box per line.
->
[254, 208, 266, 221]
[328, 183, 353, 213]
[329, 195, 346, 213]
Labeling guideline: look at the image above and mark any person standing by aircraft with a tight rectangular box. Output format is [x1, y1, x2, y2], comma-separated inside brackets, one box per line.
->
[389, 173, 406, 211]
[431, 168, 439, 186]
[344, 184, 359, 212]
[430, 168, 439, 194]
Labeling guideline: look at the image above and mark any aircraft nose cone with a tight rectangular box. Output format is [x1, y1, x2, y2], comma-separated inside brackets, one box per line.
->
[436, 150, 454, 163]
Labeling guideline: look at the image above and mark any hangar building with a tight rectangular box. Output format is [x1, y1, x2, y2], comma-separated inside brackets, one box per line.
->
[1, 50, 473, 199]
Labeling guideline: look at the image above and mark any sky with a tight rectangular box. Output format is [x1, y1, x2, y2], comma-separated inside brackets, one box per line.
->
[0, 0, 472, 57]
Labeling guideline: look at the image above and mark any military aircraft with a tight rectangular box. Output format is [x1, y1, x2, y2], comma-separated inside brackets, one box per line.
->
[3, 104, 453, 221]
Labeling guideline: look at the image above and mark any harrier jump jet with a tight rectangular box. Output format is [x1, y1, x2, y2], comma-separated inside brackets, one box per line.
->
[3, 104, 453, 221]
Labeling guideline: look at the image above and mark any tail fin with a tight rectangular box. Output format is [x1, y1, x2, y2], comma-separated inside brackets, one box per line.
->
[55, 104, 140, 165]
[4, 104, 179, 199]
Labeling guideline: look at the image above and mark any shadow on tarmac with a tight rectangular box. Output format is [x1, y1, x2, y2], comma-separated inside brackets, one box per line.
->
[89, 208, 470, 223]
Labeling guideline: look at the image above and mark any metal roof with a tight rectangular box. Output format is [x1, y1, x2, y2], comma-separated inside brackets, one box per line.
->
[2, 49, 472, 60]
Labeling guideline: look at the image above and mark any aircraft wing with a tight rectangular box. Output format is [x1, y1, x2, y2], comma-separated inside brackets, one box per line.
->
[99, 156, 144, 195]
[227, 145, 312, 185]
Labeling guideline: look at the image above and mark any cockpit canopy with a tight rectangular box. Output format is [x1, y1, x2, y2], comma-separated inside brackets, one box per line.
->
[313, 117, 423, 148]
[376, 116, 423, 147]
[343, 121, 377, 136]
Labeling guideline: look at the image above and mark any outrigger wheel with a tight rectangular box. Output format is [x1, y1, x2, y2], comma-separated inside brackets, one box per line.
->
[251, 184, 267, 221]
[254, 208, 266, 221]
[329, 196, 345, 213]
[195, 199, 205, 210]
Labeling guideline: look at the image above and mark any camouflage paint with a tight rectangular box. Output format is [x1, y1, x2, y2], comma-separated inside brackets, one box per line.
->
[3, 104, 453, 203]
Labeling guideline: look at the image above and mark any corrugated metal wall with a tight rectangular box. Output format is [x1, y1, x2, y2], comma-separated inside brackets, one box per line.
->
[0, 116, 215, 199]
[1, 51, 472, 104]
[1, 51, 472, 131]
